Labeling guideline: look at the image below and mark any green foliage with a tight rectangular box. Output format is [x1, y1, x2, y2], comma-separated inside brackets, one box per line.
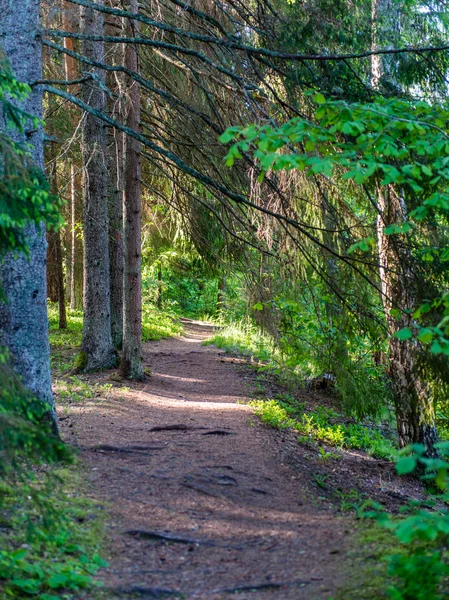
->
[142, 305, 184, 341]
[0, 59, 63, 254]
[0, 466, 107, 600]
[363, 444, 449, 599]
[0, 348, 106, 599]
[221, 94, 449, 355]
[0, 359, 69, 473]
[206, 318, 275, 362]
[250, 398, 396, 460]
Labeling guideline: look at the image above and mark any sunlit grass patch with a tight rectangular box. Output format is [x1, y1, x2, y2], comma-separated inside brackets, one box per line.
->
[142, 305, 183, 341]
[204, 319, 276, 362]
[250, 398, 397, 460]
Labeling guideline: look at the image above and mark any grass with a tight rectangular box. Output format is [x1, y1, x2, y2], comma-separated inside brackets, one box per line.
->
[48, 302, 183, 374]
[142, 305, 183, 341]
[250, 397, 397, 460]
[0, 462, 107, 600]
[205, 319, 276, 363]
[207, 319, 397, 460]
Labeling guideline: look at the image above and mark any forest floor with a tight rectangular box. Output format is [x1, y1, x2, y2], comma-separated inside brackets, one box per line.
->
[56, 320, 424, 600]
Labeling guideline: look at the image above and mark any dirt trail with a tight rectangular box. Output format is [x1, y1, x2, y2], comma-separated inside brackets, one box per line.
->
[59, 321, 347, 599]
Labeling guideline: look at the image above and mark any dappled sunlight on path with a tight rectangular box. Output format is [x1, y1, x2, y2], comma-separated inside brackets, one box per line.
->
[58, 320, 347, 599]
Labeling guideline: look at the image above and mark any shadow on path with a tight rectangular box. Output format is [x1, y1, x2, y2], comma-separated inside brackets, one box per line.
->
[58, 321, 347, 599]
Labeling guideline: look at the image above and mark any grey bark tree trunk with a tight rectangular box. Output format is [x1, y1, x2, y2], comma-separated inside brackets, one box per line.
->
[121, 0, 144, 380]
[372, 0, 437, 451]
[0, 0, 58, 430]
[106, 9, 125, 350]
[108, 127, 124, 349]
[377, 186, 437, 450]
[80, 0, 117, 371]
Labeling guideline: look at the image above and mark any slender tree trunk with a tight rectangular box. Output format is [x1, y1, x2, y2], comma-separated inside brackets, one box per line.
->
[121, 0, 144, 380]
[216, 276, 226, 315]
[80, 0, 117, 371]
[108, 127, 124, 349]
[70, 164, 84, 310]
[64, 170, 73, 307]
[157, 263, 163, 310]
[62, 1, 84, 310]
[372, 0, 437, 451]
[0, 0, 58, 430]
[46, 142, 67, 329]
[47, 230, 60, 303]
[107, 7, 125, 350]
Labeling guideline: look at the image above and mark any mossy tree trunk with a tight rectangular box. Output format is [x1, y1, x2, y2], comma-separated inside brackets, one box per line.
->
[0, 0, 58, 430]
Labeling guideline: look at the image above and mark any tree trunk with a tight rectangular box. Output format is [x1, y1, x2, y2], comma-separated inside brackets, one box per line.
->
[121, 0, 144, 380]
[80, 0, 117, 371]
[107, 8, 125, 350]
[62, 1, 84, 311]
[377, 186, 437, 449]
[157, 263, 163, 310]
[47, 229, 60, 303]
[372, 0, 437, 451]
[70, 163, 84, 310]
[108, 127, 124, 349]
[46, 142, 67, 329]
[0, 0, 58, 430]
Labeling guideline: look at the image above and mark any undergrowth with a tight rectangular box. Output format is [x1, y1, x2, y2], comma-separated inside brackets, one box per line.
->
[0, 360, 107, 599]
[251, 398, 397, 460]
[48, 302, 183, 374]
[208, 319, 396, 460]
[0, 466, 107, 600]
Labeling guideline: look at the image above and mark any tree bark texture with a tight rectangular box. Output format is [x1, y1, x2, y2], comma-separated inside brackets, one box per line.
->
[80, 0, 117, 371]
[70, 162, 84, 310]
[377, 186, 437, 450]
[121, 0, 144, 380]
[62, 1, 84, 310]
[106, 9, 125, 350]
[372, 0, 436, 451]
[0, 0, 57, 427]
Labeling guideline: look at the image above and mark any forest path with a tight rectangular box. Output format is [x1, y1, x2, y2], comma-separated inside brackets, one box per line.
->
[59, 321, 347, 599]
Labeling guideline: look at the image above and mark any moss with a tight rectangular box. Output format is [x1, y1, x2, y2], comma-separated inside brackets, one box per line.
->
[334, 521, 396, 600]
[73, 350, 88, 371]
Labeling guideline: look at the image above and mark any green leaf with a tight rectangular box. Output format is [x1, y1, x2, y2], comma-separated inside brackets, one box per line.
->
[417, 329, 434, 344]
[314, 93, 326, 105]
[396, 456, 417, 475]
[395, 328, 412, 341]
[253, 302, 264, 311]
[48, 573, 69, 589]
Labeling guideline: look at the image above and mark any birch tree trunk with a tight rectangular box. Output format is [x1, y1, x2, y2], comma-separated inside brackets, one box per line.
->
[80, 0, 117, 371]
[0, 0, 58, 429]
[372, 0, 437, 450]
[121, 0, 144, 380]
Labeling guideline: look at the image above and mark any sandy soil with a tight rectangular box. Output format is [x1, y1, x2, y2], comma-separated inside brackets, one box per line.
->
[58, 320, 350, 599]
